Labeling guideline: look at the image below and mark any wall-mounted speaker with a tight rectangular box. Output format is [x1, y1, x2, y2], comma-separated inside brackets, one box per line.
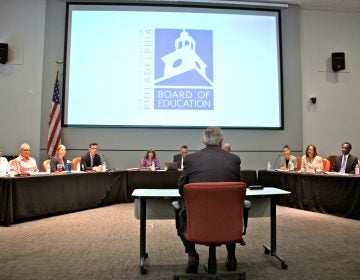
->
[331, 52, 345, 72]
[0, 43, 9, 64]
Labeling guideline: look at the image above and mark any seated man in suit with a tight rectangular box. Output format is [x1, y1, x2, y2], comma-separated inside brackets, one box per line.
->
[81, 142, 102, 171]
[331, 142, 358, 174]
[177, 127, 242, 274]
[173, 145, 188, 169]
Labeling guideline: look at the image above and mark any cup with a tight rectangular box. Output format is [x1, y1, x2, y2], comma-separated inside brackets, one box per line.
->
[57, 164, 63, 172]
[9, 168, 15, 177]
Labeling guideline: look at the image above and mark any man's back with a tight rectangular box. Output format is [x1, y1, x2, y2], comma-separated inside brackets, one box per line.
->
[178, 145, 241, 196]
[176, 127, 242, 274]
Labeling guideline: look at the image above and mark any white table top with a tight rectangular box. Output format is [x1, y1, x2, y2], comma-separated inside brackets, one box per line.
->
[132, 187, 290, 199]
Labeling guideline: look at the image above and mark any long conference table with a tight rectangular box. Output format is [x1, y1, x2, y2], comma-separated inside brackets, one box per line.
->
[2, 168, 359, 225]
[0, 169, 257, 226]
[258, 170, 360, 220]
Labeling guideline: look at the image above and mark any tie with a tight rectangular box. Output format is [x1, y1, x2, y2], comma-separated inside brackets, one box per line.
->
[341, 156, 347, 171]
[181, 158, 184, 169]
[90, 156, 94, 167]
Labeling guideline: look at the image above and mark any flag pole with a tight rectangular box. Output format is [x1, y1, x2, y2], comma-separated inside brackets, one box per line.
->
[55, 61, 63, 77]
[47, 61, 63, 157]
[55, 60, 62, 143]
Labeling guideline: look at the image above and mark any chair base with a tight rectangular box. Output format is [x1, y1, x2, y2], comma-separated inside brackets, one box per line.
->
[173, 270, 246, 280]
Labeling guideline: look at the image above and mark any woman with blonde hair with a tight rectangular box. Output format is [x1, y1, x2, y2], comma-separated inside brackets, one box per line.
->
[50, 144, 67, 172]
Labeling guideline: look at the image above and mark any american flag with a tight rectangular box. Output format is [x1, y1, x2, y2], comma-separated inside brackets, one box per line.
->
[47, 71, 61, 156]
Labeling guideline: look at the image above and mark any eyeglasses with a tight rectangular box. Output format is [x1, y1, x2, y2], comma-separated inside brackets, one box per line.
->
[21, 149, 31, 151]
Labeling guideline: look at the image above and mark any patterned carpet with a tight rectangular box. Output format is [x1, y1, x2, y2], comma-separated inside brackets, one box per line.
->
[0, 203, 359, 280]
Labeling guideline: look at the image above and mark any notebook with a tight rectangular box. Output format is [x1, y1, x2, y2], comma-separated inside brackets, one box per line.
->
[164, 162, 178, 171]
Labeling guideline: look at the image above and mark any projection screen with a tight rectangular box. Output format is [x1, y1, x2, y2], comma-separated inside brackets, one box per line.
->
[63, 2, 283, 129]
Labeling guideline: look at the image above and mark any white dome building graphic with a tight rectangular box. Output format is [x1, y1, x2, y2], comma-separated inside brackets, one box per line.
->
[155, 29, 213, 86]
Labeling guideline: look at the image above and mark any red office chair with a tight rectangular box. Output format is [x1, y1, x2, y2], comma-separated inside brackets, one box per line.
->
[327, 155, 337, 170]
[42, 159, 50, 172]
[173, 182, 247, 280]
[296, 156, 302, 171]
[322, 158, 331, 172]
[71, 156, 81, 171]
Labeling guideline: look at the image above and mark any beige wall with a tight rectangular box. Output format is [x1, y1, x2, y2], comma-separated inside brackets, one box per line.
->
[0, 0, 46, 161]
[7, 1, 358, 170]
[39, 1, 303, 170]
[300, 10, 360, 157]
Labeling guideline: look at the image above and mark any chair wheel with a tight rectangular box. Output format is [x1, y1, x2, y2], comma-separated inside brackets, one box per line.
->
[281, 262, 288, 269]
[239, 272, 246, 280]
[140, 267, 148, 274]
[264, 248, 270, 255]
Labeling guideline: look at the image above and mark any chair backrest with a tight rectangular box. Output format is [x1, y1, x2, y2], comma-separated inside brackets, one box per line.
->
[296, 156, 302, 171]
[183, 182, 246, 245]
[71, 157, 81, 170]
[322, 158, 331, 172]
[42, 159, 50, 172]
[327, 155, 337, 170]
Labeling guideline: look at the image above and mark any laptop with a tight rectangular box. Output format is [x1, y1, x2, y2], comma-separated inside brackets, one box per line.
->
[164, 162, 179, 171]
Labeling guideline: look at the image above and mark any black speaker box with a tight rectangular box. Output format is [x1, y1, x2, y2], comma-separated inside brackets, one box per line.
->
[331, 52, 345, 72]
[0, 43, 8, 64]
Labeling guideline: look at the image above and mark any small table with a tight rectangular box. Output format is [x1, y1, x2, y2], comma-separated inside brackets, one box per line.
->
[247, 187, 291, 270]
[132, 187, 290, 274]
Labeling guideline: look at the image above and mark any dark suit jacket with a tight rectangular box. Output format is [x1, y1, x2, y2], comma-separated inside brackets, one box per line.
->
[178, 145, 241, 197]
[177, 144, 241, 239]
[173, 153, 183, 169]
[81, 152, 102, 171]
[331, 154, 358, 174]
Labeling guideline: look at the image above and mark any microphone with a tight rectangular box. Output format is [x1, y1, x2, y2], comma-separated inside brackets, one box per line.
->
[273, 154, 281, 170]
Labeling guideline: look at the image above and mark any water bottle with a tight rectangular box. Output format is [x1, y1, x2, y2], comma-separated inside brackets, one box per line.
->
[103, 161, 107, 171]
[46, 164, 51, 174]
[66, 161, 72, 173]
[288, 161, 294, 171]
[266, 161, 271, 171]
[76, 162, 80, 172]
[355, 165, 359, 175]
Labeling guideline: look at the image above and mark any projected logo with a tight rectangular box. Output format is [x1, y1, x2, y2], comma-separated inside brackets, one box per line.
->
[154, 29, 213, 110]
